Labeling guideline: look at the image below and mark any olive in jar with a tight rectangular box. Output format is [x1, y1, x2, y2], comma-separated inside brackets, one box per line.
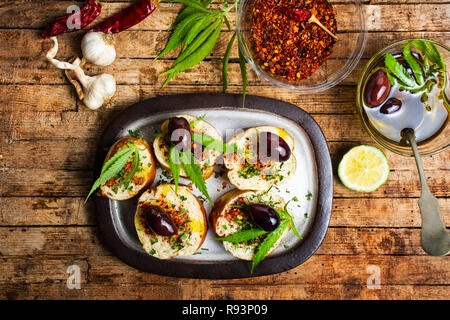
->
[144, 205, 178, 236]
[380, 98, 402, 114]
[258, 132, 291, 163]
[168, 117, 192, 151]
[248, 204, 281, 232]
[364, 69, 391, 107]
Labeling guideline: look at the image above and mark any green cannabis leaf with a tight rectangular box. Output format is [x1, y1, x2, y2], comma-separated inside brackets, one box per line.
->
[238, 40, 248, 107]
[179, 149, 213, 204]
[189, 113, 207, 128]
[222, 32, 236, 93]
[211, 228, 267, 243]
[251, 219, 290, 273]
[169, 146, 181, 194]
[158, 0, 248, 105]
[191, 132, 247, 155]
[86, 142, 140, 202]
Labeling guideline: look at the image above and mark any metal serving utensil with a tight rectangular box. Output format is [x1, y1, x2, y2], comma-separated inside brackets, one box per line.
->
[403, 128, 450, 256]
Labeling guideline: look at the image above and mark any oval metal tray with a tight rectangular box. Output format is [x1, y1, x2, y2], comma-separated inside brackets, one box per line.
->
[94, 94, 333, 279]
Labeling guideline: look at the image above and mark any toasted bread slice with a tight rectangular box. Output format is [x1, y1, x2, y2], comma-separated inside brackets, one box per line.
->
[210, 188, 290, 261]
[99, 137, 156, 201]
[223, 126, 297, 190]
[153, 114, 222, 180]
[135, 184, 208, 259]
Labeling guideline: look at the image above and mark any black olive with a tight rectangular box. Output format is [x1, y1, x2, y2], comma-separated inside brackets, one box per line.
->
[258, 132, 291, 163]
[380, 97, 402, 114]
[144, 205, 178, 236]
[168, 117, 192, 151]
[364, 69, 391, 107]
[249, 204, 281, 232]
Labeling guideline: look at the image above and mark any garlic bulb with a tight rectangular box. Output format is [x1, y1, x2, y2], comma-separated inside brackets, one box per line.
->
[81, 31, 116, 66]
[46, 37, 116, 110]
[72, 58, 116, 110]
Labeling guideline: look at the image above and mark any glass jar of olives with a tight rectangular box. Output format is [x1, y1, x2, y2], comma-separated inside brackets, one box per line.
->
[356, 39, 450, 156]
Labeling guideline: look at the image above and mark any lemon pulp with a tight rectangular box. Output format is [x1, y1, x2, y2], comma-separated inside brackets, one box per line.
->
[338, 145, 390, 192]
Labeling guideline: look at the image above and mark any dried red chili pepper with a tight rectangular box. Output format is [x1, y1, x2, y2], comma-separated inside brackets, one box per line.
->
[277, 7, 311, 22]
[41, 0, 101, 39]
[277, 5, 338, 40]
[89, 0, 158, 34]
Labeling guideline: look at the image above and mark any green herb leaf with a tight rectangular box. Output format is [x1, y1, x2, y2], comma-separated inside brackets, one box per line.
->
[152, 132, 168, 137]
[223, 14, 231, 31]
[251, 220, 290, 273]
[119, 148, 140, 188]
[411, 40, 445, 70]
[169, 6, 199, 30]
[275, 208, 302, 240]
[127, 129, 142, 138]
[85, 147, 134, 202]
[173, 18, 221, 66]
[155, 12, 205, 60]
[162, 17, 223, 87]
[189, 114, 207, 128]
[169, 146, 181, 194]
[211, 228, 267, 243]
[403, 44, 424, 86]
[238, 42, 248, 107]
[222, 32, 236, 93]
[169, 0, 212, 13]
[179, 149, 213, 203]
[385, 53, 416, 88]
[192, 132, 246, 155]
[100, 146, 132, 176]
[182, 13, 220, 51]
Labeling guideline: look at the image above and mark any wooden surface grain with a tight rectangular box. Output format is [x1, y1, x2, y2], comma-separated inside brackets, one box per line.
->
[0, 0, 449, 300]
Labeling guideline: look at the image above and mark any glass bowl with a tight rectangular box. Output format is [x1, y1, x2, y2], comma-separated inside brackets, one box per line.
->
[356, 39, 450, 157]
[236, 0, 367, 93]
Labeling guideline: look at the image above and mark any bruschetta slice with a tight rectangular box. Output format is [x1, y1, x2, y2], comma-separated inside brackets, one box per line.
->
[135, 184, 208, 259]
[153, 114, 222, 180]
[210, 188, 291, 261]
[223, 126, 297, 190]
[99, 137, 156, 201]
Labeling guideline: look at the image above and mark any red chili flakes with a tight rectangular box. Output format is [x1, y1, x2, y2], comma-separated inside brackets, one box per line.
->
[251, 0, 337, 81]
[224, 197, 247, 222]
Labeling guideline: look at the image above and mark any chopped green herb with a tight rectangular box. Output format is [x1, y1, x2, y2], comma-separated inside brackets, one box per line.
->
[128, 129, 142, 138]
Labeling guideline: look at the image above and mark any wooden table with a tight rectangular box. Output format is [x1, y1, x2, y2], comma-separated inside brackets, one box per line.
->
[0, 0, 448, 300]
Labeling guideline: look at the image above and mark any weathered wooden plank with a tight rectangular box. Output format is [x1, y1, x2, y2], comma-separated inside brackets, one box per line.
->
[0, 197, 95, 226]
[0, 2, 448, 32]
[86, 254, 450, 286]
[0, 226, 104, 257]
[1, 196, 449, 228]
[0, 253, 449, 299]
[1, 166, 448, 198]
[0, 257, 89, 285]
[0, 84, 360, 113]
[2, 29, 449, 62]
[1, 137, 449, 173]
[0, 226, 446, 256]
[0, 281, 448, 300]
[0, 255, 448, 287]
[0, 112, 369, 141]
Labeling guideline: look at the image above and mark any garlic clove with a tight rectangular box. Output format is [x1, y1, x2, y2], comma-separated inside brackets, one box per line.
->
[82, 73, 116, 110]
[81, 31, 116, 67]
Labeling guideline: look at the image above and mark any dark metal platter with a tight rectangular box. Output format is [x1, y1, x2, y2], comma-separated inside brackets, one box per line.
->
[93, 93, 333, 279]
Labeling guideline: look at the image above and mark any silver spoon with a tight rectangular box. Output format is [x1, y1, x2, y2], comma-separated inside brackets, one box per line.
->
[403, 128, 450, 256]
